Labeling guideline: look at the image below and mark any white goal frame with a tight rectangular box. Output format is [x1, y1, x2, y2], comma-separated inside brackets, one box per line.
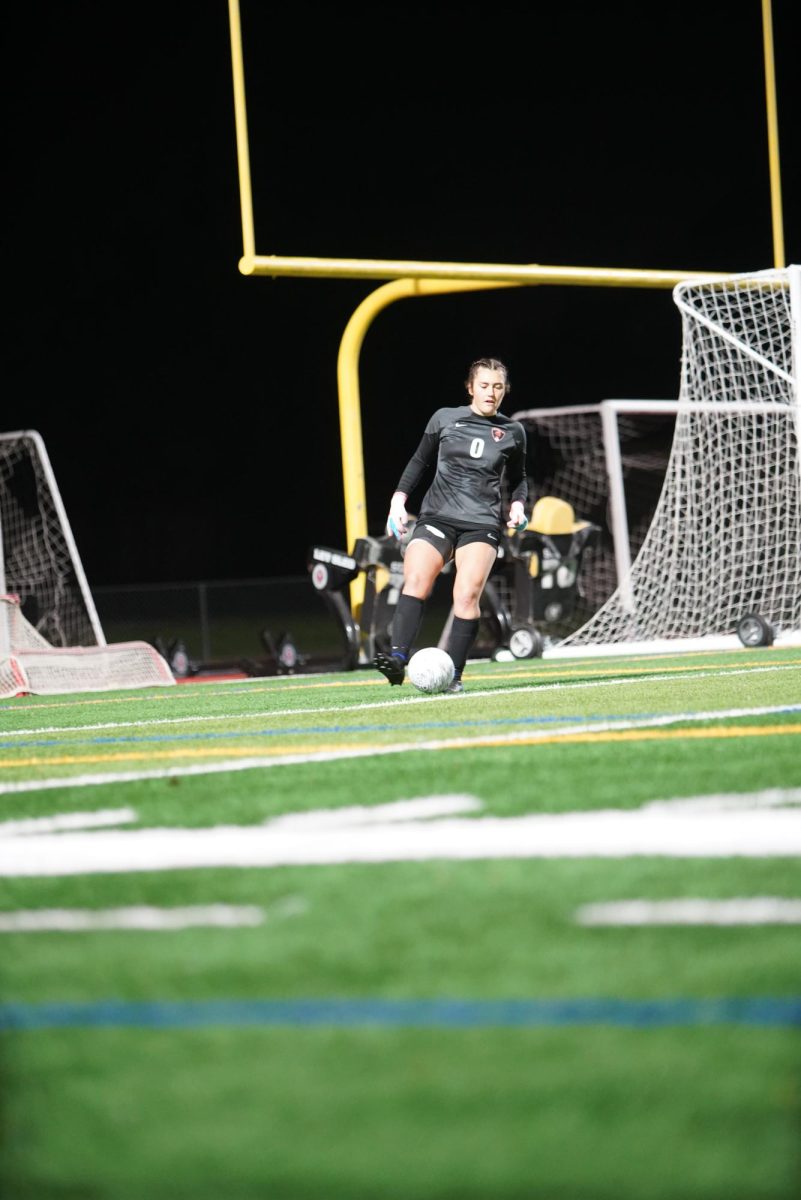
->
[0, 430, 105, 654]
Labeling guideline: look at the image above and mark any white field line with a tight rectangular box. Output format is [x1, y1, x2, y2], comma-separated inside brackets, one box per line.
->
[2, 790, 801, 876]
[644, 789, 801, 812]
[0, 896, 308, 932]
[1, 790, 796, 839]
[0, 797, 480, 838]
[267, 795, 481, 828]
[0, 702, 799, 796]
[0, 808, 136, 836]
[5, 897, 798, 931]
[576, 898, 801, 925]
[2, 664, 799, 738]
[0, 904, 267, 932]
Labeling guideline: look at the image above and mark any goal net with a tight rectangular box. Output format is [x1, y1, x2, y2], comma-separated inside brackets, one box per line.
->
[0, 430, 175, 697]
[556, 264, 801, 652]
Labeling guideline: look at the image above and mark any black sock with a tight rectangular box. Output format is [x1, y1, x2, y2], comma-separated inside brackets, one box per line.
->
[390, 594, 425, 661]
[446, 616, 479, 678]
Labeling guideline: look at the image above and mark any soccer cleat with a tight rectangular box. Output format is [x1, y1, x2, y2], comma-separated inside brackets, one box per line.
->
[445, 678, 464, 695]
[374, 651, 406, 686]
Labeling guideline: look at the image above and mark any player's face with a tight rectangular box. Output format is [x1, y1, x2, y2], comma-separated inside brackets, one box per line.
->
[468, 368, 507, 417]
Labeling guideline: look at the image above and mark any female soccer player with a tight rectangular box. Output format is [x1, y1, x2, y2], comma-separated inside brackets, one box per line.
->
[376, 357, 528, 693]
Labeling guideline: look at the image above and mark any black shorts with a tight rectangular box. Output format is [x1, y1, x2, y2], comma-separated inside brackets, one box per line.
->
[408, 517, 501, 562]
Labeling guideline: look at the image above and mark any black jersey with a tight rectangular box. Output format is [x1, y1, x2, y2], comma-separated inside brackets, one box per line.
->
[395, 405, 528, 531]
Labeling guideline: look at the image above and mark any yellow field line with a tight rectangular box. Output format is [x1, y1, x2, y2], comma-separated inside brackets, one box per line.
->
[476, 723, 801, 748]
[2, 721, 799, 770]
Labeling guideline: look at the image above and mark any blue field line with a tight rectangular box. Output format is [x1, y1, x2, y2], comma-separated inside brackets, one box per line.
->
[2, 996, 800, 1031]
[8, 704, 801, 750]
[0, 715, 622, 748]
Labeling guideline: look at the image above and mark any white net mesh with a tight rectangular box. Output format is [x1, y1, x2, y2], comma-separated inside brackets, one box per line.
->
[560, 265, 801, 648]
[0, 431, 102, 647]
[12, 644, 176, 697]
[0, 593, 52, 650]
[0, 596, 175, 698]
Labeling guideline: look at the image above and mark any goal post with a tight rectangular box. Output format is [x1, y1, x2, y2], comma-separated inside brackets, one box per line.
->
[555, 264, 801, 654]
[0, 430, 175, 696]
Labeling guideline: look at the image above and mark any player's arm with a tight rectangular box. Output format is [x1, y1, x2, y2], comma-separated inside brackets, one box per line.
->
[506, 423, 529, 531]
[385, 428, 439, 540]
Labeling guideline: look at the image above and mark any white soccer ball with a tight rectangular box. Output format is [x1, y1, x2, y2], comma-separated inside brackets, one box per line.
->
[407, 647, 455, 694]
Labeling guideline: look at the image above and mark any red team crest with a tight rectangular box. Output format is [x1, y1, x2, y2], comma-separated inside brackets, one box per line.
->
[492, 428, 505, 441]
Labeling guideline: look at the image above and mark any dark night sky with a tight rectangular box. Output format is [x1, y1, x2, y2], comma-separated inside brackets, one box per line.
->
[4, 1, 800, 587]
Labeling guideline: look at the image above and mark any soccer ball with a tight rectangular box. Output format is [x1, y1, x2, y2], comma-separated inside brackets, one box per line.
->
[407, 647, 455, 694]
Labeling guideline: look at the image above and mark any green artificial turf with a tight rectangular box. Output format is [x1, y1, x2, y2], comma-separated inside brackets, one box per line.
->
[1, 646, 800, 1198]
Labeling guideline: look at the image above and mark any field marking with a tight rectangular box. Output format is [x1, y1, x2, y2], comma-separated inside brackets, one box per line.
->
[2, 790, 800, 876]
[0, 706, 799, 794]
[0, 652, 796, 715]
[0, 808, 137, 835]
[2, 664, 799, 738]
[268, 795, 481, 828]
[0, 904, 272, 932]
[2, 996, 799, 1030]
[7, 897, 798, 930]
[576, 898, 801, 925]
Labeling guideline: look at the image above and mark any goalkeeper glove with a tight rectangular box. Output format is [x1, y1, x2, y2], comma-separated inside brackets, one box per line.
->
[386, 492, 409, 540]
[507, 501, 528, 532]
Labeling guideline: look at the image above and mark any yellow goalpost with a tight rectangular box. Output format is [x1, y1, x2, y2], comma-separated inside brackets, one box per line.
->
[226, 0, 786, 619]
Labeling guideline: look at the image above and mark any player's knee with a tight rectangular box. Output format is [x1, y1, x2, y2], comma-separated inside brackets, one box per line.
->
[403, 569, 435, 598]
[452, 583, 482, 611]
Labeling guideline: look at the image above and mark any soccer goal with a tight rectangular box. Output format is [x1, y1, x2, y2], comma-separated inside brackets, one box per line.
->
[544, 264, 801, 655]
[0, 430, 175, 697]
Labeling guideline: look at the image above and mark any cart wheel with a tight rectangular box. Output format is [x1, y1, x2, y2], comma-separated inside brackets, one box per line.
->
[509, 625, 544, 659]
[736, 612, 774, 648]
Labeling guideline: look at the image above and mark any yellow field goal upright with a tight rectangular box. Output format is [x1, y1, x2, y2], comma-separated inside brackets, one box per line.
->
[225, 0, 789, 637]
